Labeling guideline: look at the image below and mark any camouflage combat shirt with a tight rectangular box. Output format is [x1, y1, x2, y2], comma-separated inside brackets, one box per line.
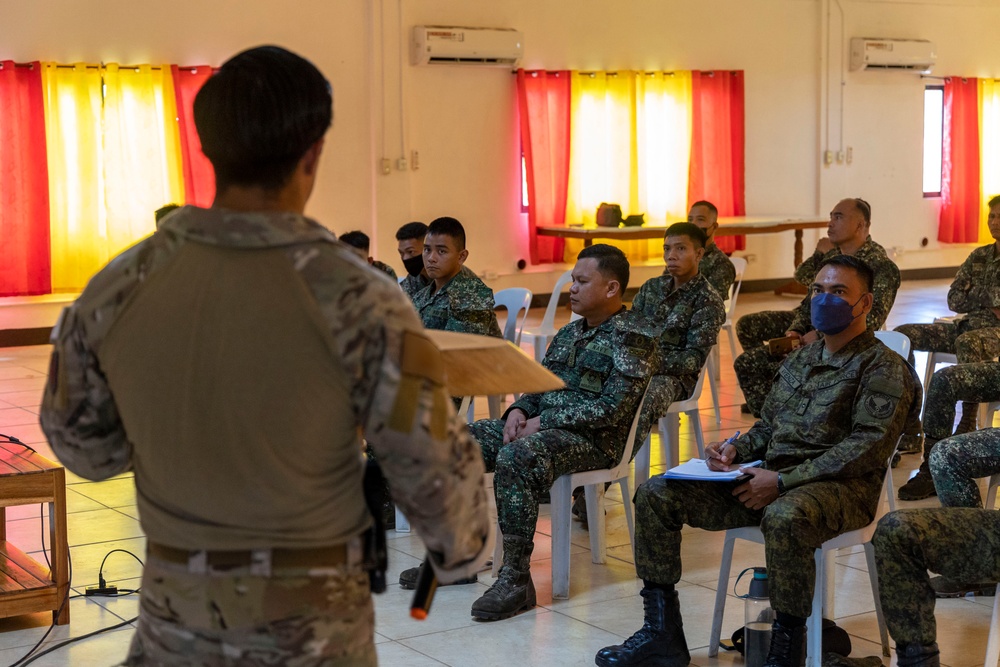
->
[371, 259, 397, 281]
[400, 272, 431, 301]
[508, 308, 658, 461]
[733, 330, 920, 504]
[630, 272, 726, 395]
[699, 242, 737, 301]
[946, 243, 1000, 328]
[38, 206, 489, 579]
[788, 236, 900, 333]
[412, 268, 502, 338]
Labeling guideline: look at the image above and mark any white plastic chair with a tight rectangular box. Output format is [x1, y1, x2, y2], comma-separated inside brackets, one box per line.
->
[874, 330, 911, 360]
[494, 287, 533, 347]
[547, 389, 650, 599]
[707, 453, 898, 667]
[920, 315, 962, 409]
[522, 270, 574, 362]
[710, 255, 748, 382]
[633, 365, 709, 490]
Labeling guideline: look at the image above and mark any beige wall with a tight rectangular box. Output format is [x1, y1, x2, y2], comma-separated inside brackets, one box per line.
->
[4, 0, 1000, 289]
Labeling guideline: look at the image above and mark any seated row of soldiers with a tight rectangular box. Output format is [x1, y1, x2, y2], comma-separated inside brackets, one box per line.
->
[354, 197, 997, 667]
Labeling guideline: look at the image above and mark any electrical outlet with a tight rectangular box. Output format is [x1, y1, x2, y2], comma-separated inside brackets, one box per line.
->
[846, 146, 853, 164]
[379, 158, 391, 176]
[396, 157, 408, 171]
[411, 150, 420, 170]
[823, 150, 834, 166]
[836, 151, 845, 164]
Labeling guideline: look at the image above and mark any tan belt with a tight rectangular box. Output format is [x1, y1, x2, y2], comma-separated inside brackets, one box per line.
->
[148, 541, 350, 572]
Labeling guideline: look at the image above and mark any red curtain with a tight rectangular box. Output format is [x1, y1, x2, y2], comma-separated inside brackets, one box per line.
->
[0, 61, 50, 296]
[939, 77, 980, 244]
[689, 70, 746, 254]
[171, 65, 215, 207]
[517, 70, 571, 265]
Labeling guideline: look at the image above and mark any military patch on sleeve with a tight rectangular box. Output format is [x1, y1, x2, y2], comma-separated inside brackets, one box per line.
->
[864, 392, 896, 420]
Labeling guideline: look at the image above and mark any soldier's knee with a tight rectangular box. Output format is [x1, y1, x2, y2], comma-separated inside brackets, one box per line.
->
[760, 497, 804, 537]
[929, 437, 962, 477]
[635, 476, 671, 511]
[873, 511, 918, 555]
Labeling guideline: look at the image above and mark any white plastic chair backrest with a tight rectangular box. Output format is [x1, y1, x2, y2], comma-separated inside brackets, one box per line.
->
[874, 330, 911, 360]
[725, 256, 748, 319]
[537, 270, 574, 333]
[494, 287, 533, 346]
[609, 388, 651, 480]
[570, 312, 583, 323]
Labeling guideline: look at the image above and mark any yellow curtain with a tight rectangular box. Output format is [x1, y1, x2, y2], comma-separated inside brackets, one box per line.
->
[103, 64, 185, 253]
[42, 63, 185, 292]
[42, 63, 106, 292]
[564, 71, 693, 263]
[981, 79, 1000, 243]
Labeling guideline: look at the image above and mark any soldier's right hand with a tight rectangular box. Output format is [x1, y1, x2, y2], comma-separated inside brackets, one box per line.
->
[503, 409, 528, 444]
[815, 237, 835, 254]
[705, 442, 738, 471]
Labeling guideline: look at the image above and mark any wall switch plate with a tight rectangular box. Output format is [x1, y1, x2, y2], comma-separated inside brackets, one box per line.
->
[379, 158, 391, 176]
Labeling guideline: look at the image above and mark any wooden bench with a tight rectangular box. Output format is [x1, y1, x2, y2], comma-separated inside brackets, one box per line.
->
[0, 442, 69, 625]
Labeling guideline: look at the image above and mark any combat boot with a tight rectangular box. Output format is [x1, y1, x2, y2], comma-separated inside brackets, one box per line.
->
[398, 562, 477, 590]
[896, 643, 940, 667]
[471, 535, 535, 621]
[898, 437, 939, 501]
[594, 586, 689, 667]
[954, 402, 978, 435]
[762, 620, 806, 667]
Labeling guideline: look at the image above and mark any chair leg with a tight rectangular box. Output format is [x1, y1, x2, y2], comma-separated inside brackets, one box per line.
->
[865, 542, 891, 657]
[726, 327, 738, 369]
[618, 477, 635, 559]
[395, 507, 410, 533]
[689, 409, 706, 458]
[921, 353, 937, 413]
[634, 435, 651, 491]
[533, 336, 547, 364]
[806, 549, 825, 667]
[987, 474, 1000, 510]
[708, 534, 737, 658]
[661, 415, 680, 469]
[708, 366, 723, 425]
[551, 476, 573, 599]
[985, 583, 1000, 667]
[585, 483, 607, 564]
[487, 395, 502, 420]
[491, 522, 502, 578]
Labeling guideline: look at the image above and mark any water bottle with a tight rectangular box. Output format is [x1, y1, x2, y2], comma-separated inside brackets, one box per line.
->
[739, 567, 774, 667]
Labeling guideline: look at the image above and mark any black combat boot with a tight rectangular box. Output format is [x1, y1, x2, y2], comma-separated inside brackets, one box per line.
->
[896, 643, 940, 667]
[398, 562, 477, 590]
[471, 535, 535, 621]
[954, 402, 978, 435]
[762, 619, 806, 667]
[898, 438, 939, 501]
[594, 586, 690, 667]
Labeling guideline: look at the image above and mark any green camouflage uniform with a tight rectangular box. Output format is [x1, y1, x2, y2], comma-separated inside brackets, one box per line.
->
[630, 272, 726, 440]
[922, 362, 1000, 441]
[633, 331, 919, 618]
[734, 237, 900, 416]
[370, 259, 398, 281]
[930, 428, 1000, 507]
[468, 308, 657, 541]
[39, 206, 490, 666]
[699, 242, 737, 301]
[895, 243, 1000, 365]
[400, 272, 430, 301]
[412, 268, 502, 338]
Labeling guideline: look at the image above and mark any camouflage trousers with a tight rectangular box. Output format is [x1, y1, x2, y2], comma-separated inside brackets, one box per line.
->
[735, 310, 796, 352]
[923, 362, 1000, 441]
[733, 345, 785, 417]
[635, 375, 687, 457]
[929, 429, 1000, 507]
[633, 477, 876, 618]
[873, 508, 1000, 645]
[124, 555, 376, 666]
[894, 321, 1000, 366]
[468, 419, 613, 541]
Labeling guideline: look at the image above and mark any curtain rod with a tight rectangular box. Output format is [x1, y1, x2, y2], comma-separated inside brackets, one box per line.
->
[511, 69, 739, 76]
[0, 62, 204, 72]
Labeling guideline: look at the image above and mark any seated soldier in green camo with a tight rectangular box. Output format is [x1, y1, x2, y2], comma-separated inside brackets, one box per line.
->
[396, 221, 431, 299]
[339, 230, 398, 281]
[596, 255, 920, 667]
[630, 222, 727, 444]
[411, 216, 502, 338]
[687, 200, 736, 301]
[834, 430, 1000, 667]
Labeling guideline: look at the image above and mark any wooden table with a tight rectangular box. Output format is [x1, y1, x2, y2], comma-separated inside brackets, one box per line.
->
[0, 442, 69, 625]
[536, 216, 829, 294]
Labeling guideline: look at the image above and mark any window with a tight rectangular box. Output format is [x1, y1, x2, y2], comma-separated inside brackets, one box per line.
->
[923, 85, 944, 197]
[521, 152, 529, 211]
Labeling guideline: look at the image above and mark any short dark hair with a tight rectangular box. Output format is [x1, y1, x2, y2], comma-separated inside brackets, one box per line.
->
[853, 198, 872, 224]
[989, 195, 1000, 209]
[818, 254, 874, 293]
[578, 243, 630, 291]
[194, 45, 333, 191]
[426, 217, 466, 250]
[396, 221, 428, 242]
[339, 231, 370, 251]
[665, 222, 708, 249]
[690, 200, 718, 217]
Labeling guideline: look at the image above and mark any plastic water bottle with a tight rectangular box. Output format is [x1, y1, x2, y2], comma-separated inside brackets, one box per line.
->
[742, 567, 774, 667]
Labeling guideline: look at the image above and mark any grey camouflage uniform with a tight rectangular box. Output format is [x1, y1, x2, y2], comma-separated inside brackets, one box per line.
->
[633, 331, 919, 618]
[630, 272, 726, 441]
[870, 429, 1000, 646]
[400, 272, 430, 301]
[39, 207, 490, 666]
[699, 242, 737, 302]
[468, 308, 657, 540]
[895, 243, 1000, 365]
[734, 237, 900, 416]
[412, 268, 502, 338]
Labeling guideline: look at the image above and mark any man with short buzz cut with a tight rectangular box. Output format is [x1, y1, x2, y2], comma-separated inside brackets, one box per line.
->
[412, 216, 502, 338]
[597, 255, 920, 667]
[399, 244, 659, 621]
[396, 221, 430, 299]
[339, 230, 398, 280]
[734, 198, 900, 416]
[38, 46, 490, 666]
[687, 200, 736, 300]
[631, 222, 726, 440]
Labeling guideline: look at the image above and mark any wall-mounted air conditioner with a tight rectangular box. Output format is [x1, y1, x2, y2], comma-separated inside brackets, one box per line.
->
[849, 38, 936, 73]
[411, 26, 523, 66]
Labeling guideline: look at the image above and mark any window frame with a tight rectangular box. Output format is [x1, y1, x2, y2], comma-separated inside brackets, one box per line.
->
[923, 84, 944, 198]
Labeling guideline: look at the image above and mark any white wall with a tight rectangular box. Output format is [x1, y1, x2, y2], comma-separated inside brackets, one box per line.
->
[4, 0, 1000, 289]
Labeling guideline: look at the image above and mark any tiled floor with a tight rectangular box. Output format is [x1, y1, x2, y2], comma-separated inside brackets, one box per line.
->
[0, 278, 995, 666]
